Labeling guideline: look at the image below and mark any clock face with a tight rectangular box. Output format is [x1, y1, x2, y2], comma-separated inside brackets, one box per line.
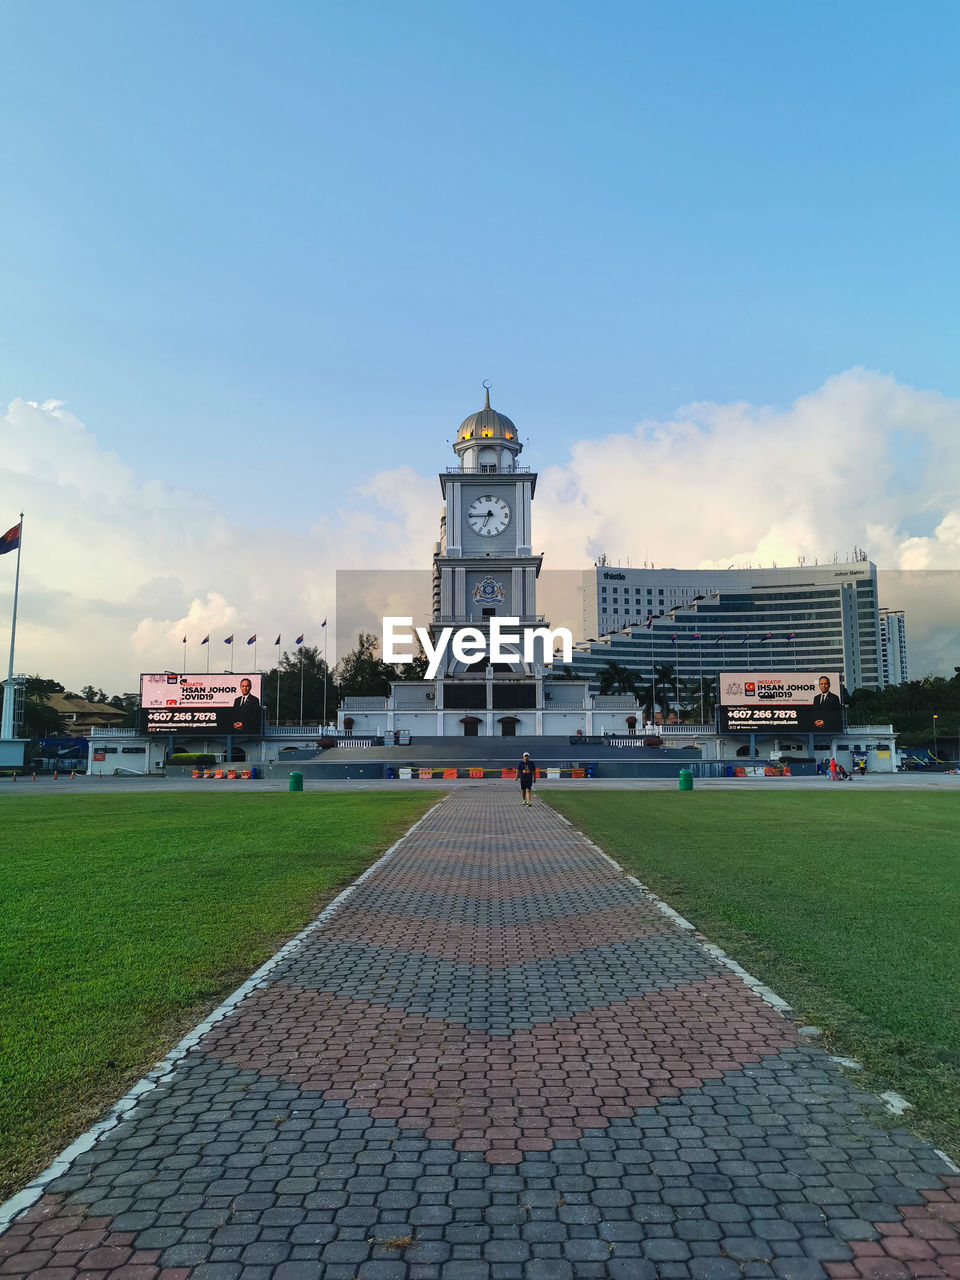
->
[467, 495, 510, 537]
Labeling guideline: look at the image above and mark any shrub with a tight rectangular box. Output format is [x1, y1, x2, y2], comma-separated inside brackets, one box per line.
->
[170, 752, 217, 766]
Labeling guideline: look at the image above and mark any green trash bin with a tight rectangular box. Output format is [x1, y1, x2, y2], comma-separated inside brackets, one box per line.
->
[678, 768, 693, 791]
[289, 770, 303, 792]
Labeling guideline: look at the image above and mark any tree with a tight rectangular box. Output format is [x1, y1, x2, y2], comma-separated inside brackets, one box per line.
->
[598, 662, 638, 696]
[21, 677, 66, 738]
[651, 663, 678, 724]
[334, 633, 396, 699]
[263, 645, 337, 725]
[108, 693, 140, 727]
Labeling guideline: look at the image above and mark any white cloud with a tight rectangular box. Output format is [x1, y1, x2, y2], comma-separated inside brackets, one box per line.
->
[534, 369, 960, 575]
[0, 399, 430, 691]
[1, 369, 958, 692]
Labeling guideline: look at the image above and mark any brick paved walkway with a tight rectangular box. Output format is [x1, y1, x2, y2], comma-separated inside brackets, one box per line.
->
[3, 788, 959, 1280]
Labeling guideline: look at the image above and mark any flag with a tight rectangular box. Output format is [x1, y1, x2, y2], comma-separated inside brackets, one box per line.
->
[0, 522, 21, 555]
[760, 632, 773, 642]
[182, 635, 186, 644]
[741, 634, 751, 644]
[247, 634, 256, 645]
[201, 635, 209, 645]
[295, 634, 304, 645]
[671, 633, 677, 642]
[644, 617, 653, 630]
[321, 619, 327, 628]
[714, 633, 725, 645]
[224, 635, 233, 645]
[787, 631, 796, 640]
[274, 635, 281, 646]
[692, 632, 701, 640]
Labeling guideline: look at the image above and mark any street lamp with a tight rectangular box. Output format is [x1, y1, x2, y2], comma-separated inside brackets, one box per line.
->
[932, 714, 938, 759]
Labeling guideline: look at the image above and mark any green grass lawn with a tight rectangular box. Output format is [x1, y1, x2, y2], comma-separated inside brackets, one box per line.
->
[0, 790, 441, 1199]
[546, 790, 960, 1157]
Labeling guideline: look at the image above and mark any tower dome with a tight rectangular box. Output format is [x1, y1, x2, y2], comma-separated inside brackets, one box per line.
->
[454, 385, 522, 471]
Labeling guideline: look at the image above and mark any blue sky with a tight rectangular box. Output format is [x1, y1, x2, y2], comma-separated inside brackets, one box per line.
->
[4, 0, 960, 527]
[3, 2, 960, 687]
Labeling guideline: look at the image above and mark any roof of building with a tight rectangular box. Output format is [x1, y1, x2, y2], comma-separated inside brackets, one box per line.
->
[457, 385, 519, 443]
[47, 693, 126, 720]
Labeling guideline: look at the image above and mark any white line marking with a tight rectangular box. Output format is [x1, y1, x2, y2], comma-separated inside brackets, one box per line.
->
[0, 796, 449, 1233]
[879, 1091, 913, 1116]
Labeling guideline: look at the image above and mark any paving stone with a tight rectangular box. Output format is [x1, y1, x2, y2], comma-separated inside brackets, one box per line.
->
[3, 789, 959, 1280]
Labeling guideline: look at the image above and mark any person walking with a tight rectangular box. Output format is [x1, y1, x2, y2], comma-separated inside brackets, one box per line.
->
[517, 752, 536, 805]
[828, 757, 838, 782]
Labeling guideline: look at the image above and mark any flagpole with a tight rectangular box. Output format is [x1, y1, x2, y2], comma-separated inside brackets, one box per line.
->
[275, 636, 281, 726]
[299, 645, 304, 726]
[2, 513, 23, 741]
[323, 625, 328, 729]
[253, 639, 257, 670]
[182, 636, 186, 674]
[6, 513, 23, 682]
[206, 642, 210, 674]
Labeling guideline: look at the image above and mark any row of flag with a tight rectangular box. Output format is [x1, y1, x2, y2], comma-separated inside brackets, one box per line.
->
[182, 622, 325, 645]
[639, 618, 798, 645]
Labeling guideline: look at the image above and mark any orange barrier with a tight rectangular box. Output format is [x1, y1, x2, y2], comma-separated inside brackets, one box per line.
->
[469, 768, 484, 778]
[227, 769, 237, 779]
[443, 768, 456, 779]
[418, 768, 432, 780]
[571, 768, 585, 778]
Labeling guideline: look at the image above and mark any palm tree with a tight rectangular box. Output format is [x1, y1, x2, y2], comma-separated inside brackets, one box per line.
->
[652, 662, 677, 723]
[598, 661, 638, 696]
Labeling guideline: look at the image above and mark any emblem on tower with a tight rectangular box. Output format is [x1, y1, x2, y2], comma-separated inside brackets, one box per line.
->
[472, 576, 506, 606]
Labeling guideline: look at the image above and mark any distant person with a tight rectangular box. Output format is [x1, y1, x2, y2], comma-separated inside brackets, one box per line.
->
[812, 676, 842, 731]
[828, 757, 838, 782]
[517, 752, 536, 806]
[231, 678, 261, 733]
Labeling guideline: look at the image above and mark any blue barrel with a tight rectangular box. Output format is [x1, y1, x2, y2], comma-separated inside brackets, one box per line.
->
[386, 765, 395, 779]
[249, 766, 258, 779]
[586, 763, 596, 778]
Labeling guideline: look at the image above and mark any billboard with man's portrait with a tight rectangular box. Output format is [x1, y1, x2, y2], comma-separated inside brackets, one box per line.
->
[140, 673, 264, 735]
[717, 672, 843, 733]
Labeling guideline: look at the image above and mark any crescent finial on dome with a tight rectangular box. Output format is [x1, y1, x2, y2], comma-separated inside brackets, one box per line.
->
[483, 380, 491, 410]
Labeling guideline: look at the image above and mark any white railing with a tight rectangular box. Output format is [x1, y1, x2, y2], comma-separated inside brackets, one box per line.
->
[445, 465, 530, 475]
[658, 724, 716, 735]
[846, 724, 894, 733]
[341, 697, 389, 710]
[89, 726, 140, 737]
[593, 696, 640, 708]
[263, 725, 329, 736]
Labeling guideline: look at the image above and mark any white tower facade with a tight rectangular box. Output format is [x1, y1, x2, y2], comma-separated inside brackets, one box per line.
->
[433, 387, 544, 671]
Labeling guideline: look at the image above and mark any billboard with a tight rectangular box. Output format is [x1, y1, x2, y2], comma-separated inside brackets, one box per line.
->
[718, 672, 843, 733]
[140, 673, 264, 735]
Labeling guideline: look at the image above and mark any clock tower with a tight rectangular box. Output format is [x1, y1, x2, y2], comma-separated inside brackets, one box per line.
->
[434, 386, 543, 670]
